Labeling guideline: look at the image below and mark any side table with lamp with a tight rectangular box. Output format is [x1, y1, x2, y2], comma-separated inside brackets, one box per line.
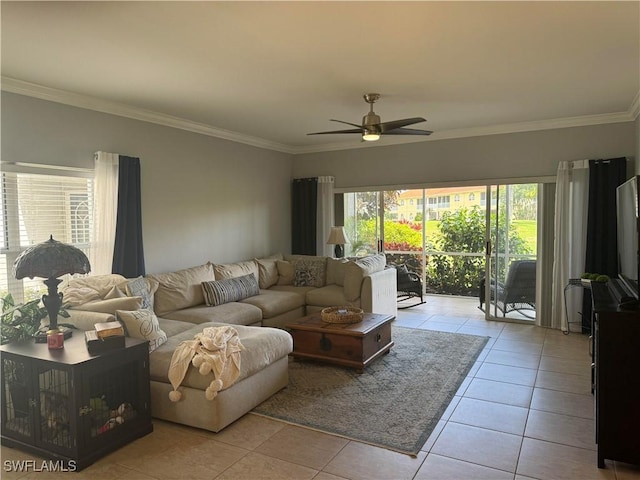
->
[2, 235, 153, 470]
[13, 235, 91, 346]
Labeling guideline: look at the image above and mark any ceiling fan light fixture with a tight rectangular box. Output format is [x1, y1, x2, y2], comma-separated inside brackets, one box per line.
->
[362, 132, 380, 142]
[362, 128, 380, 142]
[307, 93, 431, 141]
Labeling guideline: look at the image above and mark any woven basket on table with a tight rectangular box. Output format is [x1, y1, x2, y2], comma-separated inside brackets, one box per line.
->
[321, 306, 364, 324]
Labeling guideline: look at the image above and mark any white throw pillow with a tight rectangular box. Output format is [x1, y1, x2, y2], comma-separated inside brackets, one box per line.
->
[115, 309, 168, 353]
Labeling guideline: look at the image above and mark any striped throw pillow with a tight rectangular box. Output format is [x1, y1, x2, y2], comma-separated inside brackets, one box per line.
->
[201, 274, 260, 306]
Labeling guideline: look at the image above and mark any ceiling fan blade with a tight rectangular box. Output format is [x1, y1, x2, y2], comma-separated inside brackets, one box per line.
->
[379, 117, 427, 133]
[383, 127, 433, 136]
[330, 119, 364, 128]
[307, 128, 364, 136]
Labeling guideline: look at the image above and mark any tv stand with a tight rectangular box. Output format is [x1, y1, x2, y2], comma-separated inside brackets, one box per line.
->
[591, 281, 640, 468]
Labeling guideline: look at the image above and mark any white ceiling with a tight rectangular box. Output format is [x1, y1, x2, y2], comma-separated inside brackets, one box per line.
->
[2, 1, 639, 154]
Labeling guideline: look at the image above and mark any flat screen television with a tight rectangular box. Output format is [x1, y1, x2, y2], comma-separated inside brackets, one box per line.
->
[616, 175, 640, 299]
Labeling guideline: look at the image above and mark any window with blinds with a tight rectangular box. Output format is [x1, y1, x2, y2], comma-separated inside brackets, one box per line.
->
[0, 169, 94, 302]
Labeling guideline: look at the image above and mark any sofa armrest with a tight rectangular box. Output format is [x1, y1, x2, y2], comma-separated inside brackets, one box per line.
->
[360, 267, 397, 317]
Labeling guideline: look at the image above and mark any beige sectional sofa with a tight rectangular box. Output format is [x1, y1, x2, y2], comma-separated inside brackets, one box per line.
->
[58, 253, 397, 432]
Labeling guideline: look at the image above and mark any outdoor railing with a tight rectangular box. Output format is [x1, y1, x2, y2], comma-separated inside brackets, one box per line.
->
[385, 250, 536, 297]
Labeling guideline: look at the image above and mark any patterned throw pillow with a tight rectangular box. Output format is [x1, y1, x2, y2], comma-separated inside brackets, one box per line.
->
[293, 258, 327, 287]
[201, 274, 260, 306]
[125, 277, 159, 311]
[115, 309, 168, 353]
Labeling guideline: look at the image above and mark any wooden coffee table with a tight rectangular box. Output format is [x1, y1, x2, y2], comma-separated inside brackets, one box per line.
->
[287, 313, 394, 373]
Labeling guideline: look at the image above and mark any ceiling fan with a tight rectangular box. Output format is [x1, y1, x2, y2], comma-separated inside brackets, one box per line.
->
[308, 93, 433, 142]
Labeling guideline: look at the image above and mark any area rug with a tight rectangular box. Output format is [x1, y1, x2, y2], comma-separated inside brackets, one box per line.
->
[251, 327, 489, 456]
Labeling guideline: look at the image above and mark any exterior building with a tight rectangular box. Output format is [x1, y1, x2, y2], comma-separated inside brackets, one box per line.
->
[395, 187, 489, 221]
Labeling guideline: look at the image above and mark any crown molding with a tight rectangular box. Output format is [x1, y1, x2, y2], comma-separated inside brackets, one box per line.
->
[1, 77, 297, 154]
[3, 76, 637, 156]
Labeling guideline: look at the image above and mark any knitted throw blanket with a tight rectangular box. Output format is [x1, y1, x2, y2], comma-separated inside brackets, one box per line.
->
[168, 325, 244, 402]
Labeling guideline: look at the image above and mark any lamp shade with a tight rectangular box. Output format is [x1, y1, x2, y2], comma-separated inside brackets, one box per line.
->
[326, 226, 349, 245]
[13, 235, 91, 280]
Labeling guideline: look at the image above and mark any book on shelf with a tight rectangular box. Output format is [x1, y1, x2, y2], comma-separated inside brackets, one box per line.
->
[94, 320, 125, 339]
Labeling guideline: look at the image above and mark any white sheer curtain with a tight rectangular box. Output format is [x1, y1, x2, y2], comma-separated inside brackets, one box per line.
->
[316, 176, 335, 257]
[90, 151, 119, 275]
[535, 183, 555, 328]
[550, 160, 589, 331]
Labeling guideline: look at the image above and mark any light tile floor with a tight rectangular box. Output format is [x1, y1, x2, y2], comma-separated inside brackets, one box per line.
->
[3, 295, 640, 479]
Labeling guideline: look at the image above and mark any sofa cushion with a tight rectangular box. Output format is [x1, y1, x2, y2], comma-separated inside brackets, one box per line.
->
[73, 296, 143, 315]
[157, 318, 199, 338]
[61, 274, 128, 307]
[51, 309, 115, 332]
[240, 290, 305, 319]
[305, 284, 349, 308]
[116, 309, 168, 353]
[148, 263, 215, 315]
[104, 283, 128, 299]
[293, 257, 327, 287]
[125, 277, 159, 311]
[276, 260, 295, 285]
[255, 258, 279, 289]
[268, 284, 316, 298]
[201, 274, 260, 306]
[326, 258, 350, 286]
[149, 322, 292, 391]
[344, 254, 387, 302]
[213, 260, 259, 282]
[161, 302, 263, 326]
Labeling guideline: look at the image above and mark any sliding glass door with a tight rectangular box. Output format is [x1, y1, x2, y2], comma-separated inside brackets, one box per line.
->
[484, 184, 538, 321]
[344, 183, 538, 321]
[344, 191, 381, 257]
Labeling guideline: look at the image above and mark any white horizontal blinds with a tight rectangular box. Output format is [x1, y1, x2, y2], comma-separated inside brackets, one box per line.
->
[0, 171, 94, 301]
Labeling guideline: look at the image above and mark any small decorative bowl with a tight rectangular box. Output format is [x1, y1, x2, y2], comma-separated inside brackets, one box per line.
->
[321, 306, 364, 324]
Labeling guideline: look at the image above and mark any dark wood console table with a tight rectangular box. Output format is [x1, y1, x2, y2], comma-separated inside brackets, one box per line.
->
[591, 281, 640, 468]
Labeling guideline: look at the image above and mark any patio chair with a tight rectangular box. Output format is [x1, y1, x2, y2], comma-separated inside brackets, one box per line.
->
[395, 258, 426, 309]
[478, 260, 536, 318]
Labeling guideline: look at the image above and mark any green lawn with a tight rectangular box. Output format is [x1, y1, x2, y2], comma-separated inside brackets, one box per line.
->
[511, 220, 537, 253]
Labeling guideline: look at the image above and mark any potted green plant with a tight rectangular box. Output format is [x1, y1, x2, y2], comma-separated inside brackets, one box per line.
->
[1, 293, 72, 345]
[1, 294, 47, 345]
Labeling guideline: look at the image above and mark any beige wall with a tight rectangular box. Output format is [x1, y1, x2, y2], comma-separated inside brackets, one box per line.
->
[3, 91, 637, 275]
[1, 92, 293, 274]
[293, 123, 637, 189]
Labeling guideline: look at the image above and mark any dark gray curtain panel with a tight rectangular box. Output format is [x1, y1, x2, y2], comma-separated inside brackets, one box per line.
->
[292, 178, 318, 255]
[581, 157, 627, 332]
[112, 155, 146, 277]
